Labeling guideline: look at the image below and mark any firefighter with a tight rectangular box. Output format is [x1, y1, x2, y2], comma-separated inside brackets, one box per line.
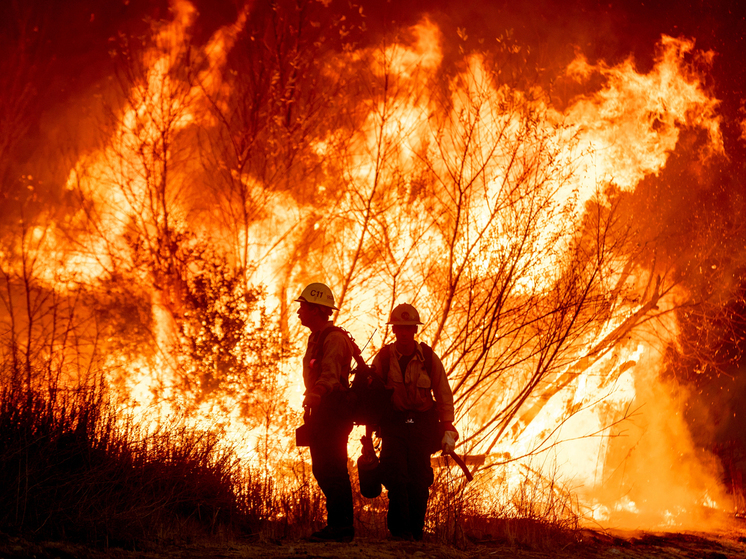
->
[296, 282, 355, 542]
[371, 303, 458, 541]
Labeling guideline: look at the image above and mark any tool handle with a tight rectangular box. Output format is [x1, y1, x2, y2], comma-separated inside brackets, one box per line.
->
[446, 450, 473, 482]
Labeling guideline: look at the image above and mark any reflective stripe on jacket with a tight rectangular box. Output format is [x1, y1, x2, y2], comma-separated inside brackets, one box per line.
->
[302, 322, 353, 399]
[371, 341, 455, 423]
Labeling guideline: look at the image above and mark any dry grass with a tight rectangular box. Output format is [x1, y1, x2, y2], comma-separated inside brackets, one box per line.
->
[0, 383, 243, 547]
[0, 381, 580, 551]
[236, 461, 327, 541]
[427, 459, 580, 549]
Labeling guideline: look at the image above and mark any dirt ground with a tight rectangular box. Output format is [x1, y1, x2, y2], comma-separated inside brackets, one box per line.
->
[4, 526, 746, 559]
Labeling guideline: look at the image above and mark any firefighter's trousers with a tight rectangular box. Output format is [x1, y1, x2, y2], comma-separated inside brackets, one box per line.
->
[309, 392, 354, 529]
[379, 407, 439, 540]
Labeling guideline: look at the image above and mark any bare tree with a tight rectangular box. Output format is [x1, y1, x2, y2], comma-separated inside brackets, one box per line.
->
[284, 38, 725, 474]
[0, 200, 105, 391]
[196, 0, 364, 340]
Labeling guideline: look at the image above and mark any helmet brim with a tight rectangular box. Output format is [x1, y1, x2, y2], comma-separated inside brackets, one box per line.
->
[295, 296, 339, 310]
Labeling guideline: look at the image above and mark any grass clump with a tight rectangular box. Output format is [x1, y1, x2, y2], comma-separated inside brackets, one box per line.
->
[427, 459, 580, 549]
[0, 382, 582, 551]
[0, 383, 243, 548]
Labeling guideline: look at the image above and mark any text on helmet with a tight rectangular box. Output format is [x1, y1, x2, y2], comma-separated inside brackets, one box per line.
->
[310, 289, 332, 301]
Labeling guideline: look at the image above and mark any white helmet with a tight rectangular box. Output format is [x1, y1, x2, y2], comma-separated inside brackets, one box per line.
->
[387, 303, 422, 325]
[295, 282, 339, 310]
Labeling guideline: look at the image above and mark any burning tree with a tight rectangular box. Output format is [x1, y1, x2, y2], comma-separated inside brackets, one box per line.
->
[0, 0, 741, 540]
[254, 20, 730, 523]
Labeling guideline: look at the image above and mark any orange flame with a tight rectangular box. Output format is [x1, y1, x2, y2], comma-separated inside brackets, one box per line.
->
[25, 2, 731, 530]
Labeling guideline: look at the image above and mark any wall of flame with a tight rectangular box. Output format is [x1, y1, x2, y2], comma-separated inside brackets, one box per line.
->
[1, 0, 745, 531]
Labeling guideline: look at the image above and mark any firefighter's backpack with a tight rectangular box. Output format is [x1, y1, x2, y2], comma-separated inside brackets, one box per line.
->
[311, 327, 435, 426]
[311, 326, 392, 426]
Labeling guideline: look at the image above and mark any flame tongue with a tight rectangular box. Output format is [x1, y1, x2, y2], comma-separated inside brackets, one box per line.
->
[8, 0, 733, 531]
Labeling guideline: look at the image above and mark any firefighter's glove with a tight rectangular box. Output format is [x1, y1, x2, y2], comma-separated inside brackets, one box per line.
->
[303, 392, 322, 409]
[441, 431, 458, 455]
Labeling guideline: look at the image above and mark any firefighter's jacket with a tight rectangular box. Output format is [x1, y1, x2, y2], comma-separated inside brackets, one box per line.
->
[302, 321, 354, 400]
[371, 341, 455, 423]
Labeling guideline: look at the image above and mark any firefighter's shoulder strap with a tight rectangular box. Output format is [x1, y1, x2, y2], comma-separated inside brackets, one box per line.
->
[313, 326, 366, 380]
[380, 342, 433, 383]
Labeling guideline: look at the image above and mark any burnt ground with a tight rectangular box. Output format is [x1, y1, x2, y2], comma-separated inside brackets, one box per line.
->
[4, 526, 746, 559]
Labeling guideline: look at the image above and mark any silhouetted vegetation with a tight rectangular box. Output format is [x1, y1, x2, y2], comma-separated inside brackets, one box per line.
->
[0, 382, 242, 547]
[0, 378, 580, 549]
